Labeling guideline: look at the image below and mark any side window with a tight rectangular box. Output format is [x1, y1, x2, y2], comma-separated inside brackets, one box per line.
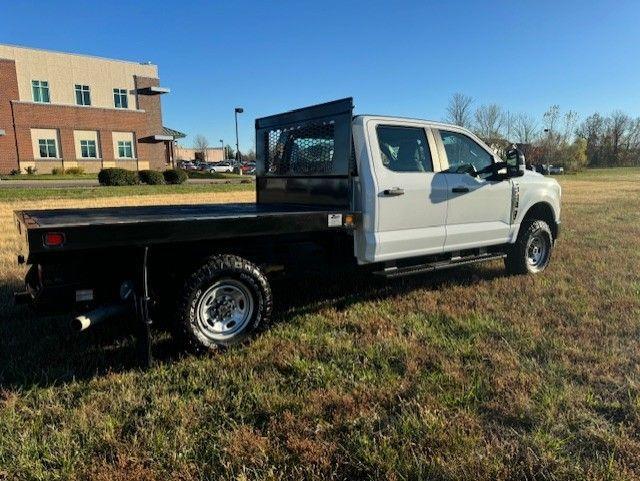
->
[439, 130, 493, 176]
[377, 126, 432, 173]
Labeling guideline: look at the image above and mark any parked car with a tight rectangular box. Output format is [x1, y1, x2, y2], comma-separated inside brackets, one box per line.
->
[241, 162, 256, 174]
[535, 164, 564, 175]
[205, 161, 234, 173]
[14, 98, 561, 358]
[178, 161, 196, 171]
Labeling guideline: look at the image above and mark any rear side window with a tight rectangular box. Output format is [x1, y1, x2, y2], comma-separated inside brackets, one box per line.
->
[439, 130, 493, 176]
[377, 126, 432, 173]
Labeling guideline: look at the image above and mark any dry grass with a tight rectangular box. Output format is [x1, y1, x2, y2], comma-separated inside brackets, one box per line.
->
[1, 169, 639, 480]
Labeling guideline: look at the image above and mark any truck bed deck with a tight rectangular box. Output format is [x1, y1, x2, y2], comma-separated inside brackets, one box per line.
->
[15, 203, 359, 257]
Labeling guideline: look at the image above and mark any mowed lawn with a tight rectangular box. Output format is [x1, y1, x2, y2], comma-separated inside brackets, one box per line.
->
[1, 169, 639, 480]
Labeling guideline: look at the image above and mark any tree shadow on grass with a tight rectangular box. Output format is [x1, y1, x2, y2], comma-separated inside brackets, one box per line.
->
[0, 262, 508, 390]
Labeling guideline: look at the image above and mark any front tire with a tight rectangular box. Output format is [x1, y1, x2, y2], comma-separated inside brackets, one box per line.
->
[505, 220, 553, 275]
[175, 255, 272, 353]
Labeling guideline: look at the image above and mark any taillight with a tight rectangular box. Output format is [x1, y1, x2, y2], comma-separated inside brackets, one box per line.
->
[43, 232, 65, 247]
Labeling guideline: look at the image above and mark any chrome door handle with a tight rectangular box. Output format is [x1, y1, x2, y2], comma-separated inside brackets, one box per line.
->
[451, 187, 469, 193]
[383, 188, 405, 196]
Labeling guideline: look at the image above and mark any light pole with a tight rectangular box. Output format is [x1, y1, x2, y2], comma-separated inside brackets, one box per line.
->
[234, 107, 243, 172]
[219, 139, 224, 161]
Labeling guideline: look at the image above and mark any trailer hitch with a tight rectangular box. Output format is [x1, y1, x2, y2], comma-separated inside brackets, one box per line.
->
[69, 247, 153, 368]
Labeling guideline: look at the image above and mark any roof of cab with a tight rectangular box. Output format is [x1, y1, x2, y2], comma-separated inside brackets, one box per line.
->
[353, 115, 471, 132]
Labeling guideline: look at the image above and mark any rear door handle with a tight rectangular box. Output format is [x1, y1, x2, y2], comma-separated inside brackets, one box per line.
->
[451, 187, 469, 193]
[383, 187, 404, 196]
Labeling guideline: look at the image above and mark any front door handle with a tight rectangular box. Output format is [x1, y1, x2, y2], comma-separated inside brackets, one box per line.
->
[383, 187, 404, 196]
[452, 186, 470, 193]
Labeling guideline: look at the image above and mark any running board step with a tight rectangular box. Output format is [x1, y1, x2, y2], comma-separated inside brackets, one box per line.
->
[375, 253, 506, 279]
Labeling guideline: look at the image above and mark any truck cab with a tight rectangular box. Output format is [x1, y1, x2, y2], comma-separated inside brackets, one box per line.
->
[352, 115, 561, 264]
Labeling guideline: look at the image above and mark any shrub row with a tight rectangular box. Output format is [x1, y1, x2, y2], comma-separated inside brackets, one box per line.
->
[98, 168, 188, 186]
[163, 168, 188, 184]
[98, 168, 139, 186]
[138, 170, 165, 185]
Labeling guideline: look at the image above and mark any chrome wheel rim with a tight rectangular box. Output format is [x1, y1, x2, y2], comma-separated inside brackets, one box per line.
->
[526, 232, 550, 271]
[196, 279, 254, 341]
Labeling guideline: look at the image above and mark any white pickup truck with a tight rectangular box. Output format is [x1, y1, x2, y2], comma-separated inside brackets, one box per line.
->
[15, 98, 561, 358]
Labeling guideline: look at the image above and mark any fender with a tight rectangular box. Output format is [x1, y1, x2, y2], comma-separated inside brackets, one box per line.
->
[509, 176, 561, 242]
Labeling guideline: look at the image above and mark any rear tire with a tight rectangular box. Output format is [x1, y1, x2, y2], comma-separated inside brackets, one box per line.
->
[505, 219, 553, 275]
[175, 255, 272, 353]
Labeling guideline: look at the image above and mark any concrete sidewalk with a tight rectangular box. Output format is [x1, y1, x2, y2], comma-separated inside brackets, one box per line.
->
[0, 177, 254, 189]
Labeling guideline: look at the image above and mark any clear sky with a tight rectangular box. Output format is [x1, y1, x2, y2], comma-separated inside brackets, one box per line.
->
[2, 0, 639, 151]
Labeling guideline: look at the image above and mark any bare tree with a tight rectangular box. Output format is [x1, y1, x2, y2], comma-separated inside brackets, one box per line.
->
[542, 105, 560, 134]
[446, 93, 473, 128]
[243, 149, 257, 161]
[193, 134, 209, 161]
[609, 111, 630, 163]
[224, 144, 235, 160]
[501, 110, 517, 142]
[514, 113, 538, 144]
[561, 110, 578, 145]
[474, 104, 503, 141]
[577, 113, 605, 167]
[541, 105, 577, 164]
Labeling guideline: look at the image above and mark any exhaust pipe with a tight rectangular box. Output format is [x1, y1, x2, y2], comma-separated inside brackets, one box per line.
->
[71, 303, 129, 332]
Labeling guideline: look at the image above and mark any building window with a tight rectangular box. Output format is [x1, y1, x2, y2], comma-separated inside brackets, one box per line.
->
[75, 84, 91, 106]
[117, 141, 134, 158]
[32, 80, 50, 103]
[38, 139, 58, 158]
[113, 88, 128, 109]
[80, 140, 97, 158]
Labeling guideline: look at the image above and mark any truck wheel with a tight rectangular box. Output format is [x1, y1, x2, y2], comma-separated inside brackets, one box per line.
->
[176, 255, 272, 352]
[505, 219, 553, 275]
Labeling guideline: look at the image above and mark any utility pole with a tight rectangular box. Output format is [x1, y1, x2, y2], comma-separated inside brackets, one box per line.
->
[235, 107, 243, 174]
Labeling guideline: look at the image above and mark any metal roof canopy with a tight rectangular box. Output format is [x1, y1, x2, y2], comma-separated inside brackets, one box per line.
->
[139, 134, 173, 143]
[137, 86, 170, 95]
[162, 126, 186, 139]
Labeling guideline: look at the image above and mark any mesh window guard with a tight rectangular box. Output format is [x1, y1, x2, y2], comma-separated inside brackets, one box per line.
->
[264, 121, 335, 175]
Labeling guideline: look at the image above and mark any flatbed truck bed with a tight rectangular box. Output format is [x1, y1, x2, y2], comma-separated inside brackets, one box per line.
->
[15, 203, 359, 258]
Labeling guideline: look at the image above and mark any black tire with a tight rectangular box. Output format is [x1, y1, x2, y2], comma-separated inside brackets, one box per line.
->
[505, 219, 553, 275]
[175, 254, 272, 353]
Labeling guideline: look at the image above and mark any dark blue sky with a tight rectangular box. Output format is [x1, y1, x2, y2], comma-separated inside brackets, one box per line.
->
[3, 0, 639, 150]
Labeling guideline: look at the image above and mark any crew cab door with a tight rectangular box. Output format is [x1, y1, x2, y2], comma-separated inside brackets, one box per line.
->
[435, 129, 512, 250]
[359, 119, 448, 262]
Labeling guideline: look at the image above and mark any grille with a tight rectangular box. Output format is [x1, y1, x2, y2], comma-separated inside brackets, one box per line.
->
[265, 121, 335, 175]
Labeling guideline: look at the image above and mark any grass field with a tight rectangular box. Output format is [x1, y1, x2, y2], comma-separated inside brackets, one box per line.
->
[1, 168, 639, 480]
[0, 173, 98, 181]
[0, 182, 254, 202]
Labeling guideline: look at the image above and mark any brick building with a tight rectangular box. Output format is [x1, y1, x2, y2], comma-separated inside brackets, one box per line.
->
[0, 44, 180, 174]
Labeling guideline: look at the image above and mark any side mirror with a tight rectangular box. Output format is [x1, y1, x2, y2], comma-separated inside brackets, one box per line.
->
[505, 145, 525, 178]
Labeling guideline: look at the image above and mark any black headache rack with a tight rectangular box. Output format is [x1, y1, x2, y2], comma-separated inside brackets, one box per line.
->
[255, 97, 355, 208]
